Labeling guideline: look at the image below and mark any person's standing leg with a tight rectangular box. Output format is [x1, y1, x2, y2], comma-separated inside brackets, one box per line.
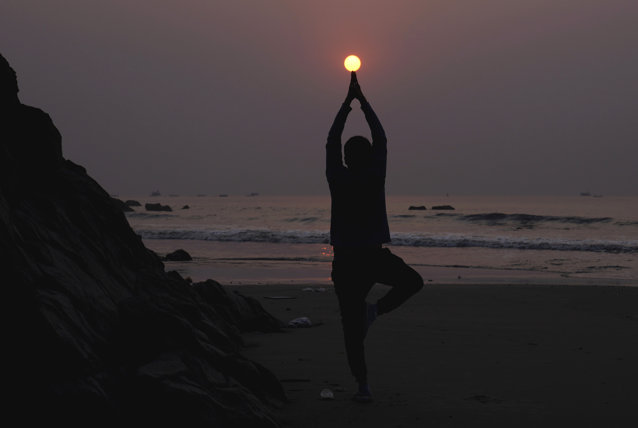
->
[372, 248, 424, 316]
[332, 252, 375, 400]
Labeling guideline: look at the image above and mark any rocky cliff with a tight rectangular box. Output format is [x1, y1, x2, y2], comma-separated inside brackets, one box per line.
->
[1, 54, 285, 427]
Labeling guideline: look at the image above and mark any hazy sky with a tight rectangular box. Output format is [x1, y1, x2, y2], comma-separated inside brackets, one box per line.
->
[2, 0, 637, 196]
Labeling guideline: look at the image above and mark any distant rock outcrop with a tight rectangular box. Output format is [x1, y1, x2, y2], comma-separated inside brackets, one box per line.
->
[112, 197, 135, 212]
[408, 205, 427, 210]
[1, 53, 285, 427]
[145, 202, 172, 212]
[432, 205, 455, 210]
[125, 199, 141, 207]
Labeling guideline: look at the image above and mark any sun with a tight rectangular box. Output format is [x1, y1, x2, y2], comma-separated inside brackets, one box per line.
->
[344, 55, 361, 72]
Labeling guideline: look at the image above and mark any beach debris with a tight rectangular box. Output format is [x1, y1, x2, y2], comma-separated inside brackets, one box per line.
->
[163, 249, 192, 261]
[288, 317, 312, 328]
[327, 382, 345, 392]
[320, 388, 334, 400]
[302, 287, 326, 292]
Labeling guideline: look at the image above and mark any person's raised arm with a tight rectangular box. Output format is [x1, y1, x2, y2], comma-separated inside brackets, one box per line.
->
[351, 73, 387, 176]
[350, 72, 386, 147]
[326, 76, 356, 179]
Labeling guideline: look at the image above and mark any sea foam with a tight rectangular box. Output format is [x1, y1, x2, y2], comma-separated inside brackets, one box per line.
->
[136, 228, 638, 254]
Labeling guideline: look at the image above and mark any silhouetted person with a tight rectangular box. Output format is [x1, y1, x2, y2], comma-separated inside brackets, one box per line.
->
[326, 72, 424, 403]
[1, 53, 63, 194]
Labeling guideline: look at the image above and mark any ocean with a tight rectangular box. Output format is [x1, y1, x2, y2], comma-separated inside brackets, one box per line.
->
[122, 194, 638, 286]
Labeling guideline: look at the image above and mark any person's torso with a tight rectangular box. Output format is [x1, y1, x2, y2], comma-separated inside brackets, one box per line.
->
[329, 169, 390, 247]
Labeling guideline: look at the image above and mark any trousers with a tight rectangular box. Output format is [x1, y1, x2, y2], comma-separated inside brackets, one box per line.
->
[331, 247, 424, 384]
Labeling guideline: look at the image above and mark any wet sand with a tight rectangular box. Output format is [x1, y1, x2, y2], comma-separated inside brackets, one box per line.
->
[231, 282, 638, 427]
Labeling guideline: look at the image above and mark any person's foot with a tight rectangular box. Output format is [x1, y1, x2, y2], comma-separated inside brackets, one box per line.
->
[352, 383, 373, 403]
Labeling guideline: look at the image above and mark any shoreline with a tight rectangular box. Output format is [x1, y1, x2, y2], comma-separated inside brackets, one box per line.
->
[232, 282, 638, 427]
[146, 238, 638, 288]
[211, 268, 637, 288]
[161, 255, 637, 288]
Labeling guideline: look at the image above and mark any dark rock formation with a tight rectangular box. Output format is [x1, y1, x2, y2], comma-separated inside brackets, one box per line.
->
[164, 249, 193, 261]
[145, 202, 172, 212]
[2, 53, 285, 427]
[194, 279, 284, 333]
[408, 205, 427, 210]
[182, 204, 190, 209]
[432, 205, 455, 210]
[125, 199, 141, 207]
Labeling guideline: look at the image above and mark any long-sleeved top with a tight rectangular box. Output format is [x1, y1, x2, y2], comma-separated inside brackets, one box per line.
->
[326, 100, 390, 247]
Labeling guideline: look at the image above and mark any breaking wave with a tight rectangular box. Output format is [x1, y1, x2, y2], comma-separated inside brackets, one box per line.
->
[460, 213, 613, 225]
[136, 228, 638, 254]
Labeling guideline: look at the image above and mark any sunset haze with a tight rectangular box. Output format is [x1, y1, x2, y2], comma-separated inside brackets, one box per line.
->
[2, 0, 637, 196]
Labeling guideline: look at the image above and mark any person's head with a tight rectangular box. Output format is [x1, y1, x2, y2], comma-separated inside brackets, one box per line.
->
[344, 136, 372, 170]
[0, 54, 19, 105]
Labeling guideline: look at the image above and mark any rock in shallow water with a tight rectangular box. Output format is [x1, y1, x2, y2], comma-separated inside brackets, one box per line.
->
[163, 248, 193, 261]
[112, 197, 134, 211]
[145, 202, 172, 211]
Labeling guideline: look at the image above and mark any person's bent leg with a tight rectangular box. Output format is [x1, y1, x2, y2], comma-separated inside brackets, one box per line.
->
[374, 248, 424, 316]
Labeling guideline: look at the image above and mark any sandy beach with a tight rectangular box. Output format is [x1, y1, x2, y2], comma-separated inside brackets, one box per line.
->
[233, 282, 638, 427]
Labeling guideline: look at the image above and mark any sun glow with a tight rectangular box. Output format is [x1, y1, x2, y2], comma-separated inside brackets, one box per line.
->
[344, 55, 361, 72]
